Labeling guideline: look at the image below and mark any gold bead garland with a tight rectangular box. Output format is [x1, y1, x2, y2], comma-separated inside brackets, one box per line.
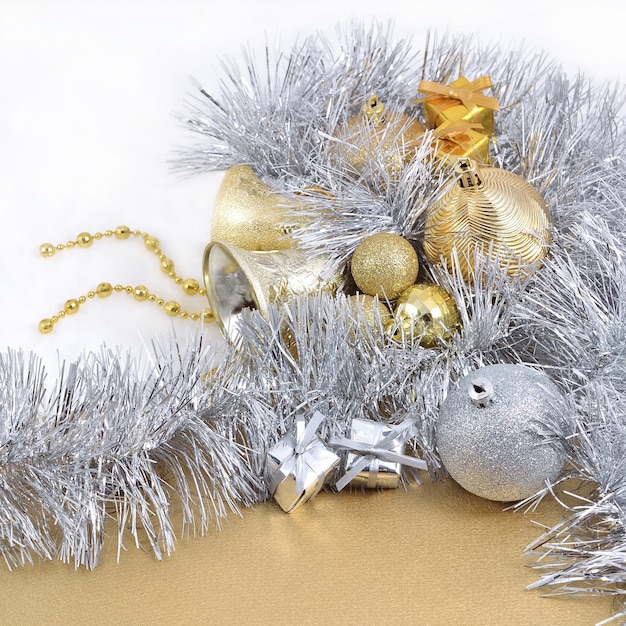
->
[38, 225, 214, 333]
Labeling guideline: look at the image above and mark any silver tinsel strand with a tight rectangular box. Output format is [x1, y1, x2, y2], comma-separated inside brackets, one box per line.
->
[14, 18, 626, 623]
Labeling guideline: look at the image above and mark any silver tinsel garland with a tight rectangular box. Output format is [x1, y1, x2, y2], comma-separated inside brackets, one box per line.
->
[9, 18, 626, 623]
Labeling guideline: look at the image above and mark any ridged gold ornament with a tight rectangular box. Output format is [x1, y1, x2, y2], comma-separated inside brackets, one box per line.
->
[423, 158, 551, 281]
[386, 283, 461, 348]
[332, 94, 425, 181]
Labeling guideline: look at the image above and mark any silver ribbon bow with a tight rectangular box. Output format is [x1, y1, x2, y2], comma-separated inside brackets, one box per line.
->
[269, 410, 327, 495]
[329, 418, 428, 491]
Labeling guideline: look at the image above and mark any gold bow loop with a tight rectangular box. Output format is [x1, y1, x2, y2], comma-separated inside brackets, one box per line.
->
[417, 75, 500, 111]
[433, 119, 484, 143]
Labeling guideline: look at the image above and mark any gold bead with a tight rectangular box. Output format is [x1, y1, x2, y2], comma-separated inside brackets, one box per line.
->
[96, 282, 113, 298]
[64, 299, 80, 314]
[148, 294, 156, 302]
[179, 311, 189, 319]
[58, 311, 66, 318]
[78, 296, 87, 304]
[198, 288, 207, 297]
[201, 308, 214, 323]
[156, 298, 165, 306]
[163, 301, 181, 316]
[87, 291, 96, 298]
[160, 258, 175, 273]
[39, 243, 55, 257]
[66, 241, 75, 248]
[114, 225, 131, 240]
[76, 232, 93, 248]
[56, 244, 65, 251]
[124, 286, 133, 294]
[93, 232, 103, 240]
[104, 230, 113, 237]
[133, 286, 149, 301]
[351, 233, 419, 300]
[144, 236, 160, 251]
[51, 315, 59, 323]
[189, 313, 199, 321]
[182, 278, 199, 295]
[39, 318, 54, 334]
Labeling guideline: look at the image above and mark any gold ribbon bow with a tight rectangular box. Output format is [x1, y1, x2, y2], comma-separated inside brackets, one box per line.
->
[417, 75, 500, 111]
[433, 119, 485, 144]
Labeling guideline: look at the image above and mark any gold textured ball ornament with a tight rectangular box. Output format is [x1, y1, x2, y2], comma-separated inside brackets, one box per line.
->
[333, 94, 425, 181]
[347, 294, 393, 329]
[386, 283, 462, 348]
[350, 233, 419, 300]
[423, 158, 552, 282]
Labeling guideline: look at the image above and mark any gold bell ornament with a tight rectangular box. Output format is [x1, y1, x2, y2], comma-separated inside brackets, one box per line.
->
[203, 240, 343, 339]
[423, 158, 552, 282]
[211, 164, 310, 251]
[386, 283, 462, 348]
[332, 94, 425, 181]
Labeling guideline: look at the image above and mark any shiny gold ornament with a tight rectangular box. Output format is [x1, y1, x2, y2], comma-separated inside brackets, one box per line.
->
[423, 159, 551, 281]
[333, 94, 425, 181]
[350, 233, 419, 300]
[416, 75, 500, 136]
[203, 240, 343, 339]
[386, 283, 462, 348]
[211, 164, 309, 251]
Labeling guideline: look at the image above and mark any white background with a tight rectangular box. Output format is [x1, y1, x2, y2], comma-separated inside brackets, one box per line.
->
[1, 0, 624, 373]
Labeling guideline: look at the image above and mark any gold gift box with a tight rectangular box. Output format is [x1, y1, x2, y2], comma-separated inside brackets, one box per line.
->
[418, 75, 499, 136]
[433, 125, 491, 166]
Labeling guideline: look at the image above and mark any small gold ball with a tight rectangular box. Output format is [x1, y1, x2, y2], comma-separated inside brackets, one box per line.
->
[133, 286, 149, 301]
[64, 299, 80, 314]
[39, 243, 55, 257]
[387, 283, 462, 348]
[160, 258, 175, 274]
[114, 225, 131, 240]
[189, 313, 199, 321]
[351, 233, 419, 300]
[163, 301, 181, 316]
[348, 294, 393, 329]
[78, 296, 87, 304]
[38, 318, 54, 334]
[182, 278, 199, 296]
[144, 236, 160, 251]
[201, 308, 214, 323]
[156, 298, 165, 306]
[96, 282, 113, 298]
[77, 232, 93, 248]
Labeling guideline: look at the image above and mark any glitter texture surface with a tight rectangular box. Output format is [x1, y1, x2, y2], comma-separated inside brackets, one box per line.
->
[435, 364, 566, 502]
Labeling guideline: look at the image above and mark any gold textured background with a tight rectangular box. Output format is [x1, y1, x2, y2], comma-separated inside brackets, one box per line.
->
[0, 479, 613, 625]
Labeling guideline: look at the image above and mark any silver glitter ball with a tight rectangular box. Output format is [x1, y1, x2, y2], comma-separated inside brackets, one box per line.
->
[436, 364, 566, 502]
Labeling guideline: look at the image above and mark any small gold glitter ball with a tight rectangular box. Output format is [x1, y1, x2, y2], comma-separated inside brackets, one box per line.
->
[351, 233, 419, 300]
[347, 294, 393, 330]
[386, 283, 462, 348]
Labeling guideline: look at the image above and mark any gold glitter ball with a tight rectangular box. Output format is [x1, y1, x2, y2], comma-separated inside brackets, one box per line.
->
[350, 233, 419, 300]
[387, 283, 461, 348]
